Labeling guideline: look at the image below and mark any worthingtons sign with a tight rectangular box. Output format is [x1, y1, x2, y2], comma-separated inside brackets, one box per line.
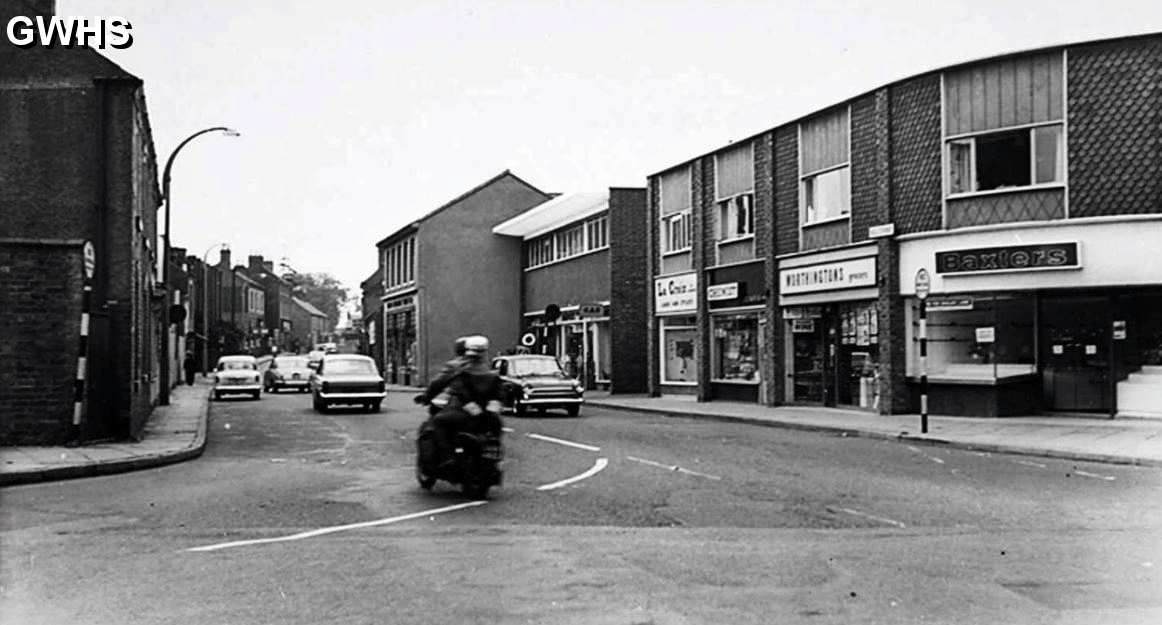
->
[779, 257, 877, 295]
[6, 15, 133, 49]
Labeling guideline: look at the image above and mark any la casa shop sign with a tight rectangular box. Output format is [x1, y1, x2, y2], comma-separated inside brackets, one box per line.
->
[655, 273, 697, 313]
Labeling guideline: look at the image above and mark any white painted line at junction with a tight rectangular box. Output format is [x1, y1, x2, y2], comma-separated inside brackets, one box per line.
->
[1015, 460, 1048, 469]
[837, 507, 907, 529]
[526, 432, 600, 452]
[1073, 470, 1116, 481]
[501, 426, 514, 433]
[928, 456, 945, 465]
[626, 455, 722, 480]
[186, 501, 488, 552]
[537, 457, 608, 491]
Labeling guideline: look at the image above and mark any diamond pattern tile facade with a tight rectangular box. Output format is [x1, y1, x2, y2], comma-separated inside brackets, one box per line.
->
[1068, 36, 1162, 218]
[890, 75, 943, 234]
[946, 189, 1065, 229]
[775, 126, 799, 255]
[851, 91, 890, 242]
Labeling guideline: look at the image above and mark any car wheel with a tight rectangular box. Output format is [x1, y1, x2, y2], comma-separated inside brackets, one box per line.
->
[312, 393, 327, 413]
[252, 391, 261, 400]
[514, 400, 527, 418]
[566, 404, 581, 418]
[370, 401, 382, 413]
[213, 391, 221, 401]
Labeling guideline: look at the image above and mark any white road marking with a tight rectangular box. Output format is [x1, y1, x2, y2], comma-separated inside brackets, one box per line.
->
[1015, 460, 1048, 469]
[928, 456, 945, 465]
[537, 457, 608, 491]
[907, 445, 921, 453]
[1073, 470, 1116, 481]
[186, 501, 487, 552]
[626, 456, 722, 480]
[837, 507, 907, 528]
[501, 426, 514, 433]
[526, 432, 600, 452]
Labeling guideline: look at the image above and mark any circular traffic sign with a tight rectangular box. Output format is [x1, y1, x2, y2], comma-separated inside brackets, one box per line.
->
[82, 241, 96, 279]
[520, 332, 537, 347]
[914, 268, 931, 300]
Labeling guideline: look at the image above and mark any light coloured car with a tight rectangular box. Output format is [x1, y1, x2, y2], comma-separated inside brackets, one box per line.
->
[264, 355, 313, 393]
[493, 354, 584, 417]
[310, 354, 387, 413]
[213, 354, 262, 400]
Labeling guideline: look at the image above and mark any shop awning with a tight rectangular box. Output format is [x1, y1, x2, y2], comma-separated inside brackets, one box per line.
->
[491, 192, 609, 239]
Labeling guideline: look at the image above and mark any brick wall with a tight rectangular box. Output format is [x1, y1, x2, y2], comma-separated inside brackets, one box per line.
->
[646, 175, 660, 396]
[889, 74, 943, 235]
[774, 126, 799, 255]
[694, 157, 711, 400]
[609, 187, 649, 394]
[1068, 35, 1162, 218]
[0, 243, 83, 444]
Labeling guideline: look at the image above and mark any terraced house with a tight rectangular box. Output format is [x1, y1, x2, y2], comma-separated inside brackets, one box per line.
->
[646, 33, 1162, 418]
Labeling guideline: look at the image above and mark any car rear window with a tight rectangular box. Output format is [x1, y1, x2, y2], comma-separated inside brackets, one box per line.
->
[324, 360, 376, 375]
[276, 357, 308, 367]
[219, 360, 256, 370]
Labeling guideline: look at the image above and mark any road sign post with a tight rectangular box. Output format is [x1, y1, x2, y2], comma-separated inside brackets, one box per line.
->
[914, 269, 931, 434]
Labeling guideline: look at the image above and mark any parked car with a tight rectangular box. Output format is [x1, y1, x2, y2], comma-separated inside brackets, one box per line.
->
[213, 354, 262, 400]
[264, 355, 313, 393]
[306, 350, 326, 370]
[493, 354, 584, 417]
[310, 354, 387, 413]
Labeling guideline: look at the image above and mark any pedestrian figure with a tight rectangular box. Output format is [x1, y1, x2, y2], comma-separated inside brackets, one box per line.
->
[183, 353, 196, 386]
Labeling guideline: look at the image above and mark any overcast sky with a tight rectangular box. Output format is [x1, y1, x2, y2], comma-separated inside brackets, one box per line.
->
[61, 0, 1162, 295]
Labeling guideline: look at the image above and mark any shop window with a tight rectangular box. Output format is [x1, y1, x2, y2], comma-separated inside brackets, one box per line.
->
[711, 315, 759, 383]
[914, 294, 1035, 380]
[660, 316, 697, 384]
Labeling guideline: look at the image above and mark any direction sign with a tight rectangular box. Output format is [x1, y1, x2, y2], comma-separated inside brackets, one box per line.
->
[82, 240, 96, 279]
[914, 268, 931, 300]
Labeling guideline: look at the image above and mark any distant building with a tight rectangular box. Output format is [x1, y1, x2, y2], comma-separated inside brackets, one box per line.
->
[0, 0, 163, 444]
[374, 170, 551, 385]
[360, 267, 384, 365]
[290, 296, 328, 352]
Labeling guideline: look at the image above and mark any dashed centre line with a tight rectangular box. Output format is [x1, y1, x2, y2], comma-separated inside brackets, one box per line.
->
[1073, 469, 1116, 481]
[835, 507, 907, 528]
[525, 432, 601, 452]
[626, 456, 722, 480]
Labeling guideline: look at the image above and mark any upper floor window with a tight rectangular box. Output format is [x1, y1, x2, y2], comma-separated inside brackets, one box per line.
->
[555, 224, 584, 259]
[586, 214, 608, 251]
[659, 167, 692, 255]
[384, 235, 416, 291]
[800, 107, 851, 225]
[944, 52, 1065, 197]
[715, 143, 755, 242]
[526, 212, 610, 269]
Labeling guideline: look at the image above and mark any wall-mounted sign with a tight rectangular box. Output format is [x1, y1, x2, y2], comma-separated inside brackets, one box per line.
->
[791, 319, 816, 333]
[578, 303, 604, 318]
[914, 268, 930, 300]
[82, 240, 96, 279]
[782, 306, 823, 319]
[779, 257, 877, 295]
[520, 332, 538, 347]
[707, 282, 739, 301]
[868, 223, 896, 239]
[975, 326, 995, 343]
[927, 296, 974, 311]
[655, 272, 697, 314]
[935, 242, 1080, 275]
[1113, 320, 1127, 340]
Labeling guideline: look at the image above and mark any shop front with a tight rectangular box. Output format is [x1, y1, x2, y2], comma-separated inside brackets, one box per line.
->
[523, 303, 611, 389]
[778, 246, 881, 410]
[655, 272, 698, 394]
[706, 261, 766, 402]
[899, 218, 1162, 417]
[381, 293, 416, 386]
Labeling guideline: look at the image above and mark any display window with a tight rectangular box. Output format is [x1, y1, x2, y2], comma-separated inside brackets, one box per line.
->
[711, 314, 760, 383]
[660, 316, 697, 384]
[913, 294, 1035, 381]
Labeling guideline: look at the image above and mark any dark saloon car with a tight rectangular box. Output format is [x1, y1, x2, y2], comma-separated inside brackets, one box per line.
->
[493, 354, 584, 417]
[263, 355, 313, 393]
[310, 354, 387, 413]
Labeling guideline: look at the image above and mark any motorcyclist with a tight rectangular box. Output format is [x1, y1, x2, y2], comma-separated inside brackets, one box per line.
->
[426, 336, 468, 416]
[418, 335, 504, 469]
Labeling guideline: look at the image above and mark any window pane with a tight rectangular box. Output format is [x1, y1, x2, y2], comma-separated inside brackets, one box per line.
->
[663, 327, 697, 382]
[975, 129, 1030, 191]
[1034, 125, 1063, 184]
[948, 140, 973, 194]
[712, 315, 759, 381]
[804, 167, 850, 223]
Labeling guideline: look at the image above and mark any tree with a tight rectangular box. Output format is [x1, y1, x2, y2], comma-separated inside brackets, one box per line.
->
[286, 272, 347, 331]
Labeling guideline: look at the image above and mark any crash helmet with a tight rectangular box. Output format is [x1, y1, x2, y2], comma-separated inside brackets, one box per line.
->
[462, 335, 490, 356]
[453, 336, 468, 356]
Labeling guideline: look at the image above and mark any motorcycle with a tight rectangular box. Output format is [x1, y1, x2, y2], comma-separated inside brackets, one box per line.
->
[413, 394, 504, 500]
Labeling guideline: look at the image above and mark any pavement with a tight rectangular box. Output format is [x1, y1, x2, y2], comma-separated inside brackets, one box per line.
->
[4, 378, 1162, 487]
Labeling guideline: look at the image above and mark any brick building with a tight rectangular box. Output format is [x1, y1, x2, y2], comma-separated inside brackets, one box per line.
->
[1, 0, 164, 443]
[374, 170, 552, 385]
[491, 188, 649, 393]
[647, 33, 1162, 418]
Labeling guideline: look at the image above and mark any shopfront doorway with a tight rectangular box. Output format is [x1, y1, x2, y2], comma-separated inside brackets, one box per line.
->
[1039, 295, 1110, 413]
[786, 301, 880, 409]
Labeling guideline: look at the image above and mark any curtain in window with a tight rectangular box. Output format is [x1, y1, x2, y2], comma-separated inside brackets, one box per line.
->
[948, 140, 973, 194]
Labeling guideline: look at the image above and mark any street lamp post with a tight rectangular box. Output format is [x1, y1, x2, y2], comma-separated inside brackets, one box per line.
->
[201, 242, 229, 376]
[159, 126, 239, 406]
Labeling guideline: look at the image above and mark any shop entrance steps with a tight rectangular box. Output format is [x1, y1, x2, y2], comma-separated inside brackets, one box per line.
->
[1117, 366, 1162, 418]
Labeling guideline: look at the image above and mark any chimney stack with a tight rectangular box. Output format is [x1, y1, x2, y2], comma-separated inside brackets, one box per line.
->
[219, 248, 231, 269]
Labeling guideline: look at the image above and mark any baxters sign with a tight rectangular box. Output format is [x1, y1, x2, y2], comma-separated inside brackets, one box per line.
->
[654, 273, 697, 314]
